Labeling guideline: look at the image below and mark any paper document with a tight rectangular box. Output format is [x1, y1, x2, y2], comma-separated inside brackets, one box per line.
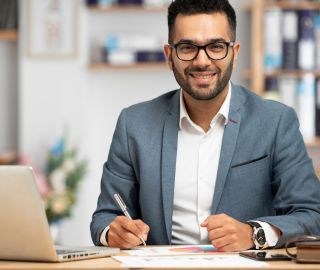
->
[113, 254, 268, 268]
[125, 245, 223, 256]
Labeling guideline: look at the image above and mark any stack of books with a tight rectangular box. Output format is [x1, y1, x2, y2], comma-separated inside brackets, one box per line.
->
[296, 240, 320, 263]
[103, 34, 165, 65]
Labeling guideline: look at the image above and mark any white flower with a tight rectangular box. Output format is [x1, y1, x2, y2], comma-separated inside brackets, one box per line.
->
[51, 194, 68, 215]
[50, 168, 67, 193]
[62, 158, 76, 173]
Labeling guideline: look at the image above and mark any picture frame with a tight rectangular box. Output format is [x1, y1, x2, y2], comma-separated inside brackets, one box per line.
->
[26, 0, 80, 59]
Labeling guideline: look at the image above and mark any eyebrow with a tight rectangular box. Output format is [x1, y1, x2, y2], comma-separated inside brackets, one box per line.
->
[175, 38, 228, 44]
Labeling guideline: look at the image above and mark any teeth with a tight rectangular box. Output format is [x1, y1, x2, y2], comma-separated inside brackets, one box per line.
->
[193, 74, 212, 79]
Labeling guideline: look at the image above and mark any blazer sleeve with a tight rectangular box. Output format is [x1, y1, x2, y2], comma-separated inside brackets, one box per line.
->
[257, 106, 320, 247]
[90, 109, 140, 246]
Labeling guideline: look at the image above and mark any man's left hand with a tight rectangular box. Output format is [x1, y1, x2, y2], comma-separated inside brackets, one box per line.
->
[200, 213, 254, 252]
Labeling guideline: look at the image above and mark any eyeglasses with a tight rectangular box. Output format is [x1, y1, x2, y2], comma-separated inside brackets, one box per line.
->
[169, 41, 235, 61]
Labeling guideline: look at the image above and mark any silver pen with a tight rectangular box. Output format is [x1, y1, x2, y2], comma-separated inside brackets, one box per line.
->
[114, 193, 147, 246]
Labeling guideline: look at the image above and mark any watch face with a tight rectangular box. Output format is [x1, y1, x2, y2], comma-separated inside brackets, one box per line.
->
[256, 228, 266, 245]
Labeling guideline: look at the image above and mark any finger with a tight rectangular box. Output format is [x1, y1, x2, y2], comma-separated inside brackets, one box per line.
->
[211, 234, 235, 250]
[216, 243, 235, 252]
[108, 229, 137, 249]
[110, 218, 143, 247]
[206, 214, 233, 230]
[108, 225, 141, 248]
[134, 219, 150, 240]
[207, 227, 227, 241]
[216, 241, 241, 252]
[116, 229, 143, 247]
[116, 216, 144, 239]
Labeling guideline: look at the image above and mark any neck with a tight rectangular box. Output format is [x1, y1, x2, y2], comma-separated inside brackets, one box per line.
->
[182, 87, 229, 132]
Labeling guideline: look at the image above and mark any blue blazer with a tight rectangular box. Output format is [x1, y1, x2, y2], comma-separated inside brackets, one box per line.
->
[91, 84, 320, 247]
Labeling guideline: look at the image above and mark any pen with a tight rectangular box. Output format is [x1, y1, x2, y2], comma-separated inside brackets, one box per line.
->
[113, 193, 147, 246]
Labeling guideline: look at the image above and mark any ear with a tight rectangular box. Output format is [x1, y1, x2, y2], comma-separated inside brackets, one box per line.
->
[232, 43, 240, 70]
[164, 44, 173, 70]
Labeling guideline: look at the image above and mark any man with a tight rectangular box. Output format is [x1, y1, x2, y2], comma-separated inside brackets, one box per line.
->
[91, 0, 320, 251]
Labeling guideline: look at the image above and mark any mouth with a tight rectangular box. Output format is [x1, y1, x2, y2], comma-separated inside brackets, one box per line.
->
[189, 71, 217, 84]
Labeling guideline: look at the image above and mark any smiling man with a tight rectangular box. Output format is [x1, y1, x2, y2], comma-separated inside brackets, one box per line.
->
[91, 0, 320, 252]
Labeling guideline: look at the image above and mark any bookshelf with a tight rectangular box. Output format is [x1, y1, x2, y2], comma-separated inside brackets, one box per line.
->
[246, 0, 320, 150]
[245, 0, 320, 93]
[87, 3, 168, 69]
[0, 30, 18, 41]
[88, 62, 168, 70]
[87, 4, 166, 12]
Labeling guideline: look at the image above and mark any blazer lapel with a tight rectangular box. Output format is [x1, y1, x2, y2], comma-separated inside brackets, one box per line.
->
[211, 85, 244, 214]
[161, 91, 180, 243]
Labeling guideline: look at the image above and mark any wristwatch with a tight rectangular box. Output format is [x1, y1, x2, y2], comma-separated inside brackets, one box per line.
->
[247, 221, 267, 249]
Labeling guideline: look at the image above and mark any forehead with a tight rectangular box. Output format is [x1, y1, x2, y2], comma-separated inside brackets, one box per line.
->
[172, 13, 231, 43]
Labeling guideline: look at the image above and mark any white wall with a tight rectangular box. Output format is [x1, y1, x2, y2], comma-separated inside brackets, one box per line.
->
[16, 0, 250, 245]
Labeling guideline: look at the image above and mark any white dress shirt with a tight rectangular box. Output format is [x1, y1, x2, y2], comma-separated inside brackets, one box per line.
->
[171, 85, 231, 244]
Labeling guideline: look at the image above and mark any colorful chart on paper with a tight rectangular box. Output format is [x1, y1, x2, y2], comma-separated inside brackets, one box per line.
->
[169, 245, 218, 253]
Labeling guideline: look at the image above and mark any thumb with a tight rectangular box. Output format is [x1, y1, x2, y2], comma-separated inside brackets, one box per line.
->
[200, 218, 209, 227]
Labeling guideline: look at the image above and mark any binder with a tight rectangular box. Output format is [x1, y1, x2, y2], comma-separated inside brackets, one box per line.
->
[278, 76, 297, 110]
[282, 11, 298, 70]
[264, 77, 280, 101]
[298, 10, 316, 70]
[316, 80, 320, 137]
[316, 14, 320, 70]
[264, 9, 282, 70]
[297, 74, 316, 140]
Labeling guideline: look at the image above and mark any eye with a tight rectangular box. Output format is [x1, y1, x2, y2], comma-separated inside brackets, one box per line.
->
[207, 43, 226, 52]
[178, 44, 197, 53]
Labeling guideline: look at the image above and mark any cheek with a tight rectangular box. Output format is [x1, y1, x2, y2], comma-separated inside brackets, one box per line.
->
[172, 59, 188, 75]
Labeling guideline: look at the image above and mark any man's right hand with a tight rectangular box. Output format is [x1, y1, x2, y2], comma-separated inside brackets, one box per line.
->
[107, 216, 149, 249]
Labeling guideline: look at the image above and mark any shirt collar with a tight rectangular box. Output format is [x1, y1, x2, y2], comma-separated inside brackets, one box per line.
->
[179, 82, 232, 130]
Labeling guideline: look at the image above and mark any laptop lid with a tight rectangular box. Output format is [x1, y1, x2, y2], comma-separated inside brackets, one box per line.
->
[0, 165, 119, 262]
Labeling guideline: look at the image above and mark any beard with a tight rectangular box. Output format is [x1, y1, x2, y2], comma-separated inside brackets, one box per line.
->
[171, 55, 234, 101]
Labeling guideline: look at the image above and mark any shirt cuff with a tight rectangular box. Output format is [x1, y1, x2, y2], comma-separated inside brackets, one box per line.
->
[252, 220, 279, 248]
[99, 226, 110, 246]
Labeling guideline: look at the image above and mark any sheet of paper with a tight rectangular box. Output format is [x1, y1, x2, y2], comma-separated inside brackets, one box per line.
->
[113, 254, 268, 268]
[124, 245, 224, 256]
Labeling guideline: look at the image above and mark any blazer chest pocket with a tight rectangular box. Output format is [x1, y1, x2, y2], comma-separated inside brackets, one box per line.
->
[231, 154, 269, 176]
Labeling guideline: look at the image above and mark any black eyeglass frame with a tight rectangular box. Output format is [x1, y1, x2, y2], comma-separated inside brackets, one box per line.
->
[169, 41, 235, 61]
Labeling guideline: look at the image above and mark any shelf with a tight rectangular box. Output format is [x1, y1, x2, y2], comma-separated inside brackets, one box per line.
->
[88, 62, 168, 70]
[245, 0, 320, 10]
[243, 69, 320, 79]
[87, 4, 166, 12]
[265, 0, 320, 10]
[265, 70, 320, 78]
[0, 30, 18, 41]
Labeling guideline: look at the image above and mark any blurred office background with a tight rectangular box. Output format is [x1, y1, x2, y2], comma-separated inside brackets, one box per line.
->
[0, 0, 319, 245]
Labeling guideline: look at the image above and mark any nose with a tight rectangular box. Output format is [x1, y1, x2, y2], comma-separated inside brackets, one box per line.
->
[192, 48, 212, 67]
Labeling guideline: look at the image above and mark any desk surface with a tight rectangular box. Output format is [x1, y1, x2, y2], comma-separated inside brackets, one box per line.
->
[0, 249, 319, 270]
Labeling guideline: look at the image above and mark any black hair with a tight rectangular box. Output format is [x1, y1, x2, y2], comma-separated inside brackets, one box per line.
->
[167, 0, 237, 43]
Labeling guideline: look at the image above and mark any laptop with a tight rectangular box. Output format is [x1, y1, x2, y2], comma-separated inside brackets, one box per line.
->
[0, 165, 119, 262]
